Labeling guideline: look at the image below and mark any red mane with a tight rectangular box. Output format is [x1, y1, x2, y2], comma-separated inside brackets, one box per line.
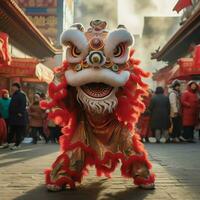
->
[42, 49, 155, 187]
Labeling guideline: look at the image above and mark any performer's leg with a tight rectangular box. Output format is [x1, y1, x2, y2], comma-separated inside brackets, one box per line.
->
[120, 134, 155, 189]
[46, 147, 85, 191]
[130, 160, 155, 189]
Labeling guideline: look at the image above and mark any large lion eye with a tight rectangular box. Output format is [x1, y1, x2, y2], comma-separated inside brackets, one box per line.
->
[113, 43, 125, 57]
[71, 45, 81, 57]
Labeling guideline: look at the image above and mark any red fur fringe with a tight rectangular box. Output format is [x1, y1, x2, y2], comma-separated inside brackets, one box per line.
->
[134, 173, 155, 186]
[45, 134, 154, 188]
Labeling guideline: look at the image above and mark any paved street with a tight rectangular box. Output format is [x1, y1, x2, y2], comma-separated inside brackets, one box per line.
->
[0, 141, 200, 200]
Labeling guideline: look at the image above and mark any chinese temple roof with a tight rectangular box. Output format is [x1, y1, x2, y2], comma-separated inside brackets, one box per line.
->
[151, 6, 200, 64]
[0, 57, 54, 83]
[0, 0, 61, 59]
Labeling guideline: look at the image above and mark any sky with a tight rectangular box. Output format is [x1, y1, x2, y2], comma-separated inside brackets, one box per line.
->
[118, 0, 180, 35]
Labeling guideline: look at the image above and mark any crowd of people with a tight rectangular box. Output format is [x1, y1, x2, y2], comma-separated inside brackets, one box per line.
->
[0, 82, 61, 150]
[1, 80, 199, 150]
[138, 80, 200, 143]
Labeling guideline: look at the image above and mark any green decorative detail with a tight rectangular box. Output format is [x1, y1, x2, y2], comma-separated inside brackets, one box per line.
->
[124, 147, 133, 156]
[75, 64, 82, 71]
[112, 64, 119, 72]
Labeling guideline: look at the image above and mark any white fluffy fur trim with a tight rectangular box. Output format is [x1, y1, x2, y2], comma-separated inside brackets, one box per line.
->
[104, 29, 134, 64]
[60, 28, 88, 63]
[65, 68, 130, 87]
[60, 28, 88, 51]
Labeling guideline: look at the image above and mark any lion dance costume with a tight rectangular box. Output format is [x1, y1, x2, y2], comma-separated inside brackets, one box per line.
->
[41, 20, 155, 191]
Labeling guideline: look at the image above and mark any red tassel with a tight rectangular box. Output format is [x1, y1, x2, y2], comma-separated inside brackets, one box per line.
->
[45, 134, 154, 189]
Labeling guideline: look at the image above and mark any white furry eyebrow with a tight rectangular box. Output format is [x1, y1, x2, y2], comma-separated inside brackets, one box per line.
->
[60, 28, 88, 51]
[60, 28, 89, 63]
[104, 29, 134, 57]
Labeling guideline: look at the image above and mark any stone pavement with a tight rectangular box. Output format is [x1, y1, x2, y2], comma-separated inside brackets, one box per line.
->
[0, 142, 200, 200]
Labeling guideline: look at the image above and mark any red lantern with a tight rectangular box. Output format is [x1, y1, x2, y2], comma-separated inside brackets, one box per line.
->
[0, 32, 11, 67]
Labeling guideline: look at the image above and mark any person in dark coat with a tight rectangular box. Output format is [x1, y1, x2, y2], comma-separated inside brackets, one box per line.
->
[5, 83, 27, 150]
[149, 87, 170, 143]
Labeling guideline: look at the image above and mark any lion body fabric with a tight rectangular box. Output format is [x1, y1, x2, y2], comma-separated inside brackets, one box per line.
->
[43, 20, 155, 191]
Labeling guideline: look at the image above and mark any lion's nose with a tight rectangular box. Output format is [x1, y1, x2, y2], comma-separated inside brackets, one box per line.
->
[91, 53, 101, 64]
[87, 51, 105, 67]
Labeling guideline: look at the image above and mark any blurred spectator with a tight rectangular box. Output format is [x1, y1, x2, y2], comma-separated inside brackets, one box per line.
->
[0, 112, 7, 146]
[48, 119, 61, 144]
[196, 83, 200, 140]
[4, 83, 27, 150]
[40, 92, 46, 100]
[149, 87, 170, 143]
[29, 94, 48, 144]
[181, 81, 199, 142]
[0, 89, 11, 131]
[169, 80, 185, 143]
[137, 90, 153, 142]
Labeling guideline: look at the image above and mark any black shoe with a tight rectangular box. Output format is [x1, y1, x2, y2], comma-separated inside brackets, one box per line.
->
[166, 138, 171, 143]
[32, 140, 37, 144]
[45, 139, 49, 144]
[145, 137, 149, 143]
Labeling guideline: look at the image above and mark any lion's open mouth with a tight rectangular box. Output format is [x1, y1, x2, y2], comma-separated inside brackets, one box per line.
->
[80, 83, 113, 98]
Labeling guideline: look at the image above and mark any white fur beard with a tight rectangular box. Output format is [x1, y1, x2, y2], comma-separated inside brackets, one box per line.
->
[76, 88, 118, 114]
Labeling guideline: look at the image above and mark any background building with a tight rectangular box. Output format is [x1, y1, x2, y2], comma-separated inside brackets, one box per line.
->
[133, 16, 179, 87]
[15, 0, 74, 47]
[15, 0, 74, 65]
[0, 0, 58, 101]
[152, 2, 200, 88]
[74, 0, 118, 29]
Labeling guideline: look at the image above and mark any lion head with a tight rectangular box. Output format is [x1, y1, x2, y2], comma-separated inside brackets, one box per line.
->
[60, 20, 135, 114]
